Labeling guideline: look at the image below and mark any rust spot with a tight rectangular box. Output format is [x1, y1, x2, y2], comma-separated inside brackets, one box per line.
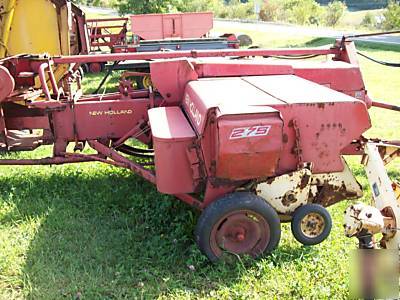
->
[314, 182, 360, 207]
[282, 193, 297, 207]
[282, 134, 289, 143]
[299, 173, 311, 189]
[317, 103, 325, 109]
[265, 177, 276, 184]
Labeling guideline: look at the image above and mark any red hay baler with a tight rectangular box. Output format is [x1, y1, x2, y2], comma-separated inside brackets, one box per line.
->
[0, 40, 397, 262]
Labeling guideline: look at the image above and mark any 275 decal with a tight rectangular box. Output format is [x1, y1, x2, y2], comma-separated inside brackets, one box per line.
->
[229, 125, 271, 140]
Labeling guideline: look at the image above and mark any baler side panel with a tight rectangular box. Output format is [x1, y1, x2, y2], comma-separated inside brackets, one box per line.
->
[216, 112, 283, 180]
[243, 75, 371, 174]
[292, 64, 366, 99]
[149, 106, 198, 194]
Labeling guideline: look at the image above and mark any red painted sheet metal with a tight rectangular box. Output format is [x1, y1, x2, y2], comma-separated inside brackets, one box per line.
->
[150, 59, 198, 105]
[243, 75, 360, 104]
[149, 106, 196, 142]
[216, 109, 283, 180]
[184, 75, 370, 176]
[130, 12, 213, 40]
[193, 60, 294, 77]
[48, 99, 151, 142]
[183, 78, 285, 134]
[149, 107, 197, 194]
[289, 60, 366, 96]
[243, 75, 371, 174]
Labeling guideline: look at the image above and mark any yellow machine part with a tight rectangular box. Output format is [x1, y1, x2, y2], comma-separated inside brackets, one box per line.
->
[0, 0, 79, 96]
[0, 0, 71, 57]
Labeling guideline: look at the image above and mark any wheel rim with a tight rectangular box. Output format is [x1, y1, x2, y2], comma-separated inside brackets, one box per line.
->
[210, 210, 270, 257]
[89, 63, 102, 73]
[300, 212, 325, 238]
[142, 75, 152, 89]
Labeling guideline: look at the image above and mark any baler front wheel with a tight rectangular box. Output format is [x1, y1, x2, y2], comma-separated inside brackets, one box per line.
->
[195, 192, 281, 262]
[291, 204, 332, 246]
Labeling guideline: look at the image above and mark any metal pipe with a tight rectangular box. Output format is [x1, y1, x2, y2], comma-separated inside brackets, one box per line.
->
[88, 140, 156, 184]
[0, 156, 95, 165]
[372, 101, 400, 112]
[87, 17, 129, 22]
[37, 63, 52, 100]
[78, 90, 149, 102]
[112, 123, 143, 148]
[345, 30, 400, 39]
[54, 48, 338, 64]
[175, 194, 204, 209]
[48, 63, 59, 98]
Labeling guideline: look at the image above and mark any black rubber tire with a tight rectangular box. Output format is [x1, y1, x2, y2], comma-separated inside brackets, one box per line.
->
[135, 76, 145, 89]
[291, 204, 332, 246]
[81, 64, 89, 74]
[195, 192, 281, 263]
[237, 34, 253, 47]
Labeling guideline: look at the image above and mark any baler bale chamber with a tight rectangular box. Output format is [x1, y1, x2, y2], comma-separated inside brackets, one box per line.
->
[0, 16, 397, 261]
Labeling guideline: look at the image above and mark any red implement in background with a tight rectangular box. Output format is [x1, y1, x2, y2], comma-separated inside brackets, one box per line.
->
[86, 17, 129, 51]
[131, 12, 213, 40]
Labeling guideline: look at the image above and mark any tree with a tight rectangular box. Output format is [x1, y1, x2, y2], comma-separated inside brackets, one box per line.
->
[383, 0, 400, 29]
[325, 0, 347, 26]
[115, 0, 174, 14]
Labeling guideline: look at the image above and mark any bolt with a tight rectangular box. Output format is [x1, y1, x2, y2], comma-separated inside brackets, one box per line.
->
[236, 233, 245, 241]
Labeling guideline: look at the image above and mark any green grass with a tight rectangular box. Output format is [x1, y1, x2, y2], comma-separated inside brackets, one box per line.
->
[0, 36, 399, 299]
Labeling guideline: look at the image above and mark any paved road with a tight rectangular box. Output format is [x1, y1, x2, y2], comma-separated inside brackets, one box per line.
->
[215, 19, 400, 45]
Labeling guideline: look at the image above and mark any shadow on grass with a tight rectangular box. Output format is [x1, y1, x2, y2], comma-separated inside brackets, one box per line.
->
[0, 166, 317, 298]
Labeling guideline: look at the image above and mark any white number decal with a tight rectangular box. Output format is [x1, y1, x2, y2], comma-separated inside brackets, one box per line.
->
[230, 126, 271, 140]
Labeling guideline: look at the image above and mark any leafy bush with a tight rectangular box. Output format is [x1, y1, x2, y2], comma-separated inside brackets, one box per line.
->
[174, 0, 224, 14]
[259, 0, 284, 22]
[383, 0, 400, 30]
[324, 1, 347, 26]
[361, 12, 377, 28]
[283, 0, 324, 25]
[216, 0, 255, 19]
[174, 0, 255, 19]
[259, 0, 325, 25]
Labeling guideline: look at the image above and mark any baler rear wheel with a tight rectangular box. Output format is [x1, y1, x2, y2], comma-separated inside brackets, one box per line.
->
[291, 204, 332, 246]
[195, 192, 281, 262]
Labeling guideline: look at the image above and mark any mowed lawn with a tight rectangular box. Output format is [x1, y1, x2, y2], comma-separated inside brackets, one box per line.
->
[0, 35, 399, 299]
